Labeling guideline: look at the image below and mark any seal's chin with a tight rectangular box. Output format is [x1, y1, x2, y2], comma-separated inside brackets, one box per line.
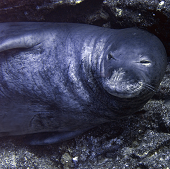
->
[102, 68, 144, 98]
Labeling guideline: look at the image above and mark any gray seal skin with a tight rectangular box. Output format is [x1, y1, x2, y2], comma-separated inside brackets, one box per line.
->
[0, 22, 167, 145]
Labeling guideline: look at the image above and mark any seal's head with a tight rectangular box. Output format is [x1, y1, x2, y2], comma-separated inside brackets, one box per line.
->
[101, 28, 167, 100]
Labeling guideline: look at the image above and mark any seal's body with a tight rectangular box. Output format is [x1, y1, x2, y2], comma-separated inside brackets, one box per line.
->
[0, 23, 167, 144]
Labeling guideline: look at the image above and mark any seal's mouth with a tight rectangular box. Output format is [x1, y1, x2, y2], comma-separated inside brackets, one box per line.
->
[102, 68, 144, 98]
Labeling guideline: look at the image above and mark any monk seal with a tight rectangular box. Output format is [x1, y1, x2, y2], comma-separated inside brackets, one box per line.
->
[0, 22, 167, 145]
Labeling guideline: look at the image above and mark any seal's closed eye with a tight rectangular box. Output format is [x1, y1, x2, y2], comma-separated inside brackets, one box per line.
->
[139, 60, 151, 66]
[140, 60, 151, 63]
[107, 53, 116, 60]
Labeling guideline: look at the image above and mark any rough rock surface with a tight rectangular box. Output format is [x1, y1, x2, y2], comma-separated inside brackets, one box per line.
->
[0, 0, 170, 168]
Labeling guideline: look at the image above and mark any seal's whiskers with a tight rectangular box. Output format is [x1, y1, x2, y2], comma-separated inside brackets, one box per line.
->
[144, 84, 155, 92]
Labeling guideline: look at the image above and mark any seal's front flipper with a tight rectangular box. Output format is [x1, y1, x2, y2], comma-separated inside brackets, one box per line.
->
[0, 33, 41, 52]
[25, 130, 88, 145]
[0, 22, 45, 53]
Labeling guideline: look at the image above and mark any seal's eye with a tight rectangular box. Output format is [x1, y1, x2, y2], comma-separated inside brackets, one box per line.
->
[140, 60, 151, 66]
[107, 53, 116, 60]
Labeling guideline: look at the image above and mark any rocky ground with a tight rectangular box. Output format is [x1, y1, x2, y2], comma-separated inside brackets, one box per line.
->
[0, 0, 170, 168]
